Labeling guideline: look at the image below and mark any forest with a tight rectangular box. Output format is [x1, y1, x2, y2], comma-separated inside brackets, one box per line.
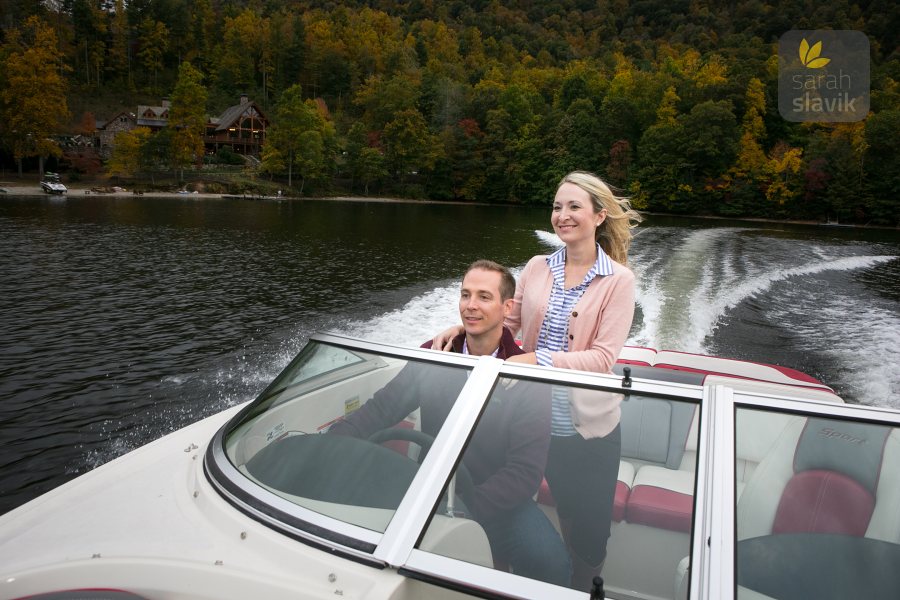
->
[0, 0, 898, 224]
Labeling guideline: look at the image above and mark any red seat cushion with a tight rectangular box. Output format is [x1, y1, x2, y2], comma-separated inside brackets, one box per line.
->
[626, 485, 693, 532]
[773, 470, 875, 536]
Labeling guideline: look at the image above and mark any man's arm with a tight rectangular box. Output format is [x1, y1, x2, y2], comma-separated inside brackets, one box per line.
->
[465, 380, 551, 521]
[328, 365, 420, 439]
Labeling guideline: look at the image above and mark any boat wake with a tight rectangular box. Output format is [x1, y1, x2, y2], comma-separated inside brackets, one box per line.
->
[335, 227, 898, 408]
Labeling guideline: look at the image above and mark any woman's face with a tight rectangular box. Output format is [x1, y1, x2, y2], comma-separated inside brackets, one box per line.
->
[551, 182, 606, 246]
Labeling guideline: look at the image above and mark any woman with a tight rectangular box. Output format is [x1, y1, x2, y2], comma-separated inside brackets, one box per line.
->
[433, 171, 641, 589]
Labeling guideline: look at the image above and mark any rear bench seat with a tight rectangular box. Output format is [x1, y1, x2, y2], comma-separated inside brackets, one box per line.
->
[619, 391, 698, 532]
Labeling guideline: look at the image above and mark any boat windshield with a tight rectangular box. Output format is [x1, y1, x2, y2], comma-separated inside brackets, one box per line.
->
[209, 335, 900, 600]
[221, 340, 476, 534]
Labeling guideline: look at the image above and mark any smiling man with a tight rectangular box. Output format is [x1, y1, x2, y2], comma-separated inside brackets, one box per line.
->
[330, 259, 570, 586]
[422, 259, 521, 358]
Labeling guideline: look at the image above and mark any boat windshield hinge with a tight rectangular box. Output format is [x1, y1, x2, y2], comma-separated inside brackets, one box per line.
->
[621, 366, 632, 389]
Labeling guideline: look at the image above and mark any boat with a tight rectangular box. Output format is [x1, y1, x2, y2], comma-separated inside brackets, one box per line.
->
[40, 172, 68, 195]
[1, 332, 899, 600]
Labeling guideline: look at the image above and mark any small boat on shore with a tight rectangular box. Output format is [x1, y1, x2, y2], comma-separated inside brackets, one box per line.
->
[40, 172, 68, 195]
[1, 333, 898, 600]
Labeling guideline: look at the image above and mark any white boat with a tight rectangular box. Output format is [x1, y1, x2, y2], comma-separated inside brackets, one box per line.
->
[40, 172, 68, 195]
[2, 333, 899, 600]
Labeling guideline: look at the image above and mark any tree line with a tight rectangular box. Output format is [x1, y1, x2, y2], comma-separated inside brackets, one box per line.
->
[0, 0, 898, 224]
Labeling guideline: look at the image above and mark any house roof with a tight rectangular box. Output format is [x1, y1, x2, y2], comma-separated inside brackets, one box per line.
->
[214, 101, 268, 132]
[97, 111, 136, 130]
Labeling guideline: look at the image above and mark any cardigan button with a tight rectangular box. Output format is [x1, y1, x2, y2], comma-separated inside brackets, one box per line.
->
[572, 311, 578, 317]
[568, 334, 574, 340]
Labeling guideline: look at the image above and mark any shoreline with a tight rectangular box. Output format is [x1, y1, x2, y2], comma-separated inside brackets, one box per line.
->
[2, 183, 894, 229]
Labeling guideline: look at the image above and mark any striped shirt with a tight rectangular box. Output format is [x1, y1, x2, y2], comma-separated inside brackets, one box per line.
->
[535, 244, 614, 435]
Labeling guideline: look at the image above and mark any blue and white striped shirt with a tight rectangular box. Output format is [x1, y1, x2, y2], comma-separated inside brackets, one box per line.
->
[535, 244, 614, 435]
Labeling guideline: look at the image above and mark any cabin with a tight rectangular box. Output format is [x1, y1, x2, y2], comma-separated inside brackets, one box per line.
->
[95, 96, 269, 159]
[205, 94, 268, 157]
[95, 111, 137, 158]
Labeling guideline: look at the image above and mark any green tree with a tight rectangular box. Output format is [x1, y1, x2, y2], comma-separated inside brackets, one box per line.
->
[264, 84, 334, 192]
[107, 0, 131, 84]
[168, 62, 208, 179]
[864, 110, 900, 225]
[71, 0, 107, 87]
[137, 18, 168, 92]
[382, 108, 438, 181]
[0, 16, 69, 177]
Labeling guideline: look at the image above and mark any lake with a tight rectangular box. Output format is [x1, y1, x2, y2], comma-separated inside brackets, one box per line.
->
[1, 195, 898, 515]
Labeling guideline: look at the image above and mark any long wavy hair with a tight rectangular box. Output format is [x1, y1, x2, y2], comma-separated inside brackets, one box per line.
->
[557, 171, 642, 265]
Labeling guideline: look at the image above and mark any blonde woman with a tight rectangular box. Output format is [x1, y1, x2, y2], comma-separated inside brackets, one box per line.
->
[433, 171, 641, 589]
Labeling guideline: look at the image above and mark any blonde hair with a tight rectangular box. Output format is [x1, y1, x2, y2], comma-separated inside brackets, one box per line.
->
[557, 171, 642, 265]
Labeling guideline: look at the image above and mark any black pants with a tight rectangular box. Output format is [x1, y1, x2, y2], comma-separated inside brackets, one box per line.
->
[545, 425, 622, 566]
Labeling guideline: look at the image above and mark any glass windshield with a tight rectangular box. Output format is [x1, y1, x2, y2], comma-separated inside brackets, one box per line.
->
[420, 375, 699, 596]
[735, 408, 900, 599]
[223, 342, 474, 533]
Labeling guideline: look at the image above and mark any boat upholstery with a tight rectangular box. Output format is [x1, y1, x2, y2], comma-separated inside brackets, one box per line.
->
[737, 417, 894, 540]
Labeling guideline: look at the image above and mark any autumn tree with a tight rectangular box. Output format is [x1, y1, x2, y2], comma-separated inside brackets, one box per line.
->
[107, 127, 153, 178]
[0, 16, 69, 177]
[168, 62, 208, 180]
[216, 9, 270, 102]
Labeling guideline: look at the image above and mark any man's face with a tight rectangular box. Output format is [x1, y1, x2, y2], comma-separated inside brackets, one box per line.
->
[459, 268, 513, 337]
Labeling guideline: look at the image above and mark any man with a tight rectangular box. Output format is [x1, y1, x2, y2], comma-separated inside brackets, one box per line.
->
[330, 260, 570, 586]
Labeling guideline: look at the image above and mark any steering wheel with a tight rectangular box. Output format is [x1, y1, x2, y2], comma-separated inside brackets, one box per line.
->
[368, 427, 435, 463]
[368, 427, 476, 503]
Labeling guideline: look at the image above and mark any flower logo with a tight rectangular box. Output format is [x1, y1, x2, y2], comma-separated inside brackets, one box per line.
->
[799, 38, 831, 68]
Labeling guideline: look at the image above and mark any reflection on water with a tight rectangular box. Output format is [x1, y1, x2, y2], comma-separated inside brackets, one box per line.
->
[0, 197, 898, 515]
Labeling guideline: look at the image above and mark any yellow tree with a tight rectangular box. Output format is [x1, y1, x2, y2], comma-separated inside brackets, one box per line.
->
[0, 16, 69, 177]
[733, 77, 767, 176]
[169, 62, 208, 180]
[765, 142, 804, 206]
[107, 127, 153, 179]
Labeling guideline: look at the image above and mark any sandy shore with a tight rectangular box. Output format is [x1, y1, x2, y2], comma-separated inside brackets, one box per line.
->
[0, 184, 485, 205]
[0, 183, 226, 199]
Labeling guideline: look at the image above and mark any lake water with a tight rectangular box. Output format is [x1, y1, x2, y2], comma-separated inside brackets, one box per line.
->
[1, 195, 898, 515]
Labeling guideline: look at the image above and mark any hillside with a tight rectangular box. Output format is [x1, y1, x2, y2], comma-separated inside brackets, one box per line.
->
[1, 0, 898, 224]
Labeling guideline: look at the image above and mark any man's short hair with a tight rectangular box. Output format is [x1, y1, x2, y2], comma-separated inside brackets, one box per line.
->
[465, 259, 516, 301]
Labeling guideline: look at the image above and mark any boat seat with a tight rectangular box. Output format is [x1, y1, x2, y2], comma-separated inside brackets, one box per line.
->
[626, 466, 694, 533]
[537, 396, 697, 530]
[618, 397, 697, 531]
[737, 416, 892, 540]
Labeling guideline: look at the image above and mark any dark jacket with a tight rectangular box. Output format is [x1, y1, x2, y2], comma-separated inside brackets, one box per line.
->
[419, 327, 524, 359]
[330, 328, 550, 521]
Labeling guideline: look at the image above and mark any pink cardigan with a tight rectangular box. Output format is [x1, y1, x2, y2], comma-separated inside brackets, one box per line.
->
[505, 254, 635, 437]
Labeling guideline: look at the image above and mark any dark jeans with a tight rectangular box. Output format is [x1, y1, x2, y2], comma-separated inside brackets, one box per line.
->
[479, 500, 572, 587]
[545, 425, 622, 566]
